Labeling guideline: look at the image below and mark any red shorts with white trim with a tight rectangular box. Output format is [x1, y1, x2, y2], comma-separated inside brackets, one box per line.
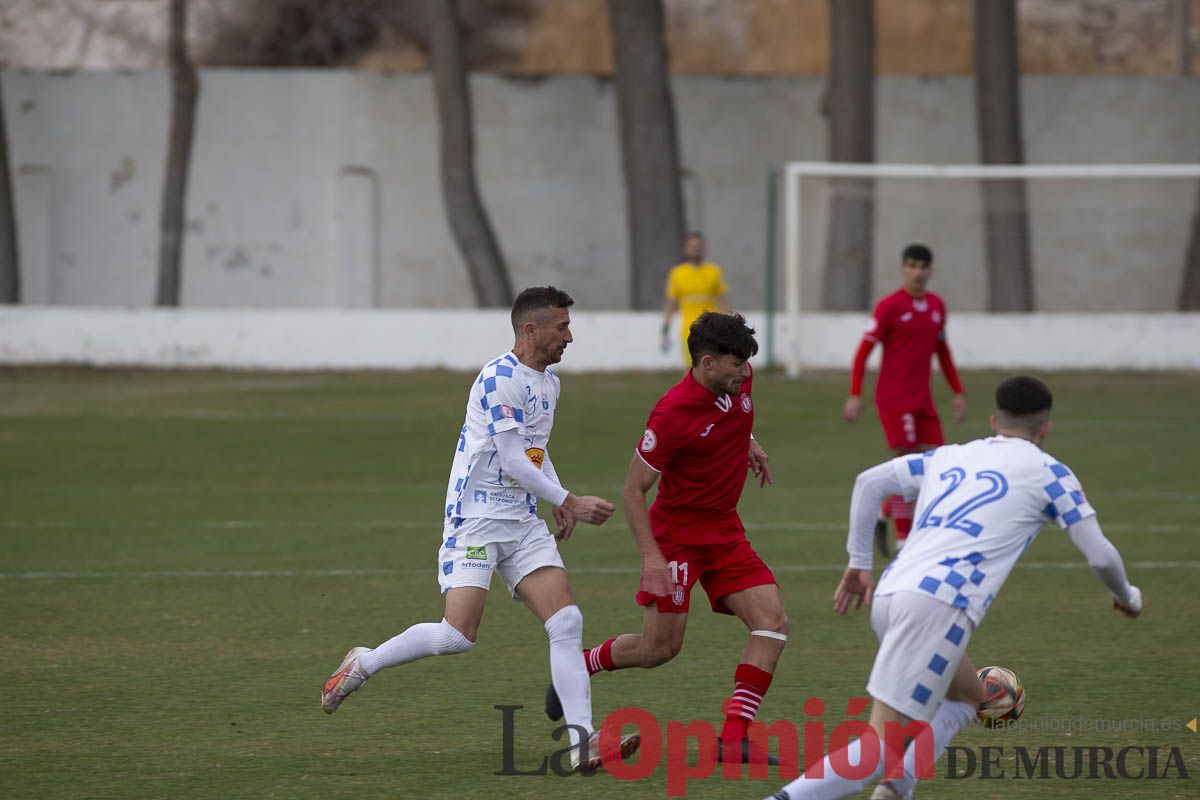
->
[635, 536, 777, 615]
[877, 405, 944, 450]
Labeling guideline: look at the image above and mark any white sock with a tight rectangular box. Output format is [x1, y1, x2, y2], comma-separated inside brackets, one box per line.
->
[773, 737, 884, 800]
[887, 699, 975, 795]
[544, 605, 592, 749]
[358, 618, 474, 676]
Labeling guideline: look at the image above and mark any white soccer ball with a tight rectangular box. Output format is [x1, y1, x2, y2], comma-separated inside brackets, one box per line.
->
[976, 665, 1025, 727]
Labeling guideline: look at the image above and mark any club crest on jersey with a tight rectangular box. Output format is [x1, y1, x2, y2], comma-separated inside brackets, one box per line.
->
[672, 585, 686, 606]
[640, 429, 658, 452]
[525, 447, 545, 468]
[933, 310, 942, 323]
[541, 394, 549, 410]
[740, 393, 752, 413]
[714, 395, 733, 413]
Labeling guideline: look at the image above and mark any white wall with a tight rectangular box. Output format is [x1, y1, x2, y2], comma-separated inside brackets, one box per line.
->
[3, 71, 1197, 313]
[1, 308, 1196, 371]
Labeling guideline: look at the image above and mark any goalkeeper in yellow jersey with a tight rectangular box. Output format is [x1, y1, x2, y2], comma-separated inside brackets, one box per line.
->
[660, 232, 730, 364]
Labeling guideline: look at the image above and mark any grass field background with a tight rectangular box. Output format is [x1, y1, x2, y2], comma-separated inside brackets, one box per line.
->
[1, 367, 1197, 799]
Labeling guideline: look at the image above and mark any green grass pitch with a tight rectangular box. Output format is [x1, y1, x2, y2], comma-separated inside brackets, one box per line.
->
[1, 367, 1197, 798]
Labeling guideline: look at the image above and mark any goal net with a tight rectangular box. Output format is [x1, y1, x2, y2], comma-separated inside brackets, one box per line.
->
[780, 163, 1200, 377]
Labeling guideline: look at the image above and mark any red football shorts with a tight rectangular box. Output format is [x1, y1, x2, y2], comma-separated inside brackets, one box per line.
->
[877, 405, 944, 450]
[636, 536, 777, 615]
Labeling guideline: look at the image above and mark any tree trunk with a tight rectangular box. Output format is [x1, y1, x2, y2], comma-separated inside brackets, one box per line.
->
[974, 0, 1034, 311]
[426, 0, 512, 308]
[0, 80, 20, 303]
[156, 0, 198, 307]
[822, 0, 875, 311]
[1180, 181, 1200, 309]
[608, 0, 685, 310]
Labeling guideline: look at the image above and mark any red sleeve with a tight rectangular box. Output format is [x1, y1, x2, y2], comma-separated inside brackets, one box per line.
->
[849, 338, 875, 396]
[935, 340, 964, 394]
[636, 398, 690, 472]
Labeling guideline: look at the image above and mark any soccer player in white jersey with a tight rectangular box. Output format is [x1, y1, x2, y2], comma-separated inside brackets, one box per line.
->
[320, 286, 640, 772]
[766, 376, 1143, 800]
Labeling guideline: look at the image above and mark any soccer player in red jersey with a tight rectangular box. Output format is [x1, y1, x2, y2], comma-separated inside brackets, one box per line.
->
[842, 244, 966, 556]
[545, 311, 786, 767]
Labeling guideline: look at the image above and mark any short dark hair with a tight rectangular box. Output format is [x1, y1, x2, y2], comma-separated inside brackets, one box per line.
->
[511, 286, 573, 330]
[687, 312, 758, 366]
[902, 243, 933, 264]
[995, 376, 1053, 418]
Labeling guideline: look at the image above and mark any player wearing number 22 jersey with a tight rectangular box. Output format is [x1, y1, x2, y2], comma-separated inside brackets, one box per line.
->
[766, 376, 1142, 800]
[545, 312, 789, 768]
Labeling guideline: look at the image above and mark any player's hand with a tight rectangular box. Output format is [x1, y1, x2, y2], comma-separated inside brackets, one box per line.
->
[552, 505, 577, 541]
[564, 494, 615, 526]
[833, 567, 874, 615]
[640, 553, 672, 597]
[1113, 585, 1143, 618]
[843, 395, 863, 423]
[952, 393, 967, 423]
[748, 439, 773, 487]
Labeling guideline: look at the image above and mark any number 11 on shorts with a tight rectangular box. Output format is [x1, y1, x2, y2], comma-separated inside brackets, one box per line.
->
[667, 560, 689, 586]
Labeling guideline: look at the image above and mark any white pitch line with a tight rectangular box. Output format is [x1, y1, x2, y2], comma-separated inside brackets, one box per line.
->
[0, 561, 1196, 581]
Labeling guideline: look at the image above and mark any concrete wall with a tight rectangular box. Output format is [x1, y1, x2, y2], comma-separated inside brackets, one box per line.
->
[2, 307, 1197, 371]
[3, 70, 1198, 312]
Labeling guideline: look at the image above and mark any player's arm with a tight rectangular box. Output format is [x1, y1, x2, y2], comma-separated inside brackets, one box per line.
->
[541, 453, 575, 541]
[935, 336, 966, 423]
[834, 458, 912, 614]
[493, 431, 613, 525]
[843, 338, 876, 422]
[624, 451, 672, 597]
[1065, 516, 1143, 618]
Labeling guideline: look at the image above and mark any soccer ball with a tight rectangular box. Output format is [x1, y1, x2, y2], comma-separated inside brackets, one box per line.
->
[976, 665, 1025, 727]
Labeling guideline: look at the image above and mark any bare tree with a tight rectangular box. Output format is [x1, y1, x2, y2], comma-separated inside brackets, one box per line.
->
[1181, 182, 1200, 309]
[0, 81, 18, 303]
[821, 0, 875, 311]
[156, 0, 199, 306]
[426, 0, 512, 307]
[974, 0, 1033, 311]
[608, 0, 685, 310]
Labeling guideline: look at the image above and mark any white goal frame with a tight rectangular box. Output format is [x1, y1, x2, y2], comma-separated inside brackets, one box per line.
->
[782, 162, 1200, 378]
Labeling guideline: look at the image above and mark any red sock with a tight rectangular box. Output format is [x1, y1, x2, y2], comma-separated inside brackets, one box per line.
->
[881, 495, 895, 519]
[892, 498, 916, 542]
[720, 663, 774, 763]
[582, 638, 617, 675]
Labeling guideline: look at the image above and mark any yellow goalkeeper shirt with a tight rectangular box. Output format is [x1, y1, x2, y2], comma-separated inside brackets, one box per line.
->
[666, 261, 728, 362]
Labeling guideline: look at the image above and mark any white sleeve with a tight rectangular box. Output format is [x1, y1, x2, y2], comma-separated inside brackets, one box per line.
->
[494, 429, 569, 507]
[1066, 515, 1137, 605]
[846, 461, 906, 570]
[542, 451, 561, 487]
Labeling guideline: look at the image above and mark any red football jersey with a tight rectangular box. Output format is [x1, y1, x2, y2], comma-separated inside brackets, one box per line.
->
[635, 368, 754, 544]
[864, 289, 948, 411]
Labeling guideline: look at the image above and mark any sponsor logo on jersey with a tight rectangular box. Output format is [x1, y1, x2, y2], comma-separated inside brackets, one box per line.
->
[524, 447, 545, 468]
[466, 545, 488, 561]
[740, 393, 752, 413]
[474, 490, 488, 504]
[901, 311, 914, 322]
[714, 395, 733, 413]
[932, 310, 942, 323]
[672, 585, 686, 606]
[641, 429, 658, 452]
[500, 404, 515, 419]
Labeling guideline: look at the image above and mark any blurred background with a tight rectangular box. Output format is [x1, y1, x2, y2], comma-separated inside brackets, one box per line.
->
[0, 0, 1197, 368]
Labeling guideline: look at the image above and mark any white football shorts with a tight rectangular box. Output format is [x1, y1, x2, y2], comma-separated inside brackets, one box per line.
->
[866, 591, 976, 721]
[437, 515, 565, 598]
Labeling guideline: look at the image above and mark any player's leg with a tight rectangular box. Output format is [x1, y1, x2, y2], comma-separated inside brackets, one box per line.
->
[514, 564, 592, 749]
[873, 651, 981, 799]
[320, 527, 488, 713]
[710, 562, 788, 766]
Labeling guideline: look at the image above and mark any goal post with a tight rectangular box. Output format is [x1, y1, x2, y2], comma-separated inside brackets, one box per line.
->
[780, 162, 1200, 378]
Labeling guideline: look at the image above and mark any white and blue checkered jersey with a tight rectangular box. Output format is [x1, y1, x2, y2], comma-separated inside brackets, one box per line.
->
[444, 352, 560, 523]
[875, 435, 1096, 625]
